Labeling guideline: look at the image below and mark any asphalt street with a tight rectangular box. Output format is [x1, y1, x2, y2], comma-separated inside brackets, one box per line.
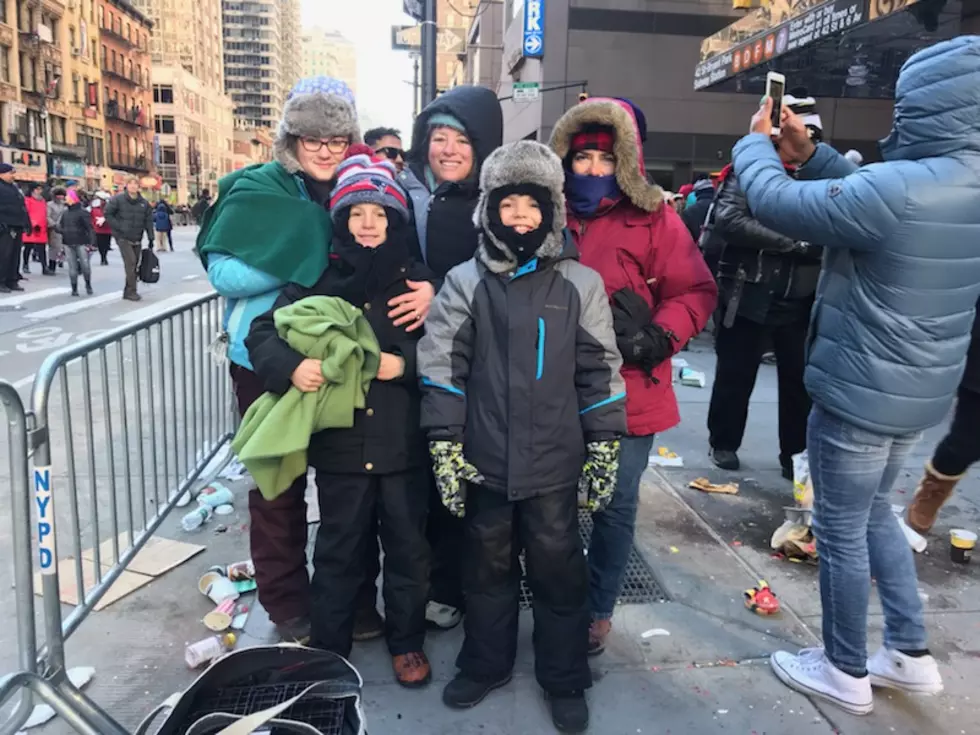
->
[0, 226, 212, 393]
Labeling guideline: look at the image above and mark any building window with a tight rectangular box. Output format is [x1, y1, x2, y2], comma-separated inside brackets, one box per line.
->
[126, 22, 130, 41]
[160, 146, 177, 164]
[110, 49, 115, 71]
[50, 115, 66, 145]
[153, 84, 173, 104]
[155, 115, 175, 134]
[126, 59, 132, 79]
[72, 74, 79, 102]
[97, 6, 103, 27]
[92, 39, 97, 61]
[0, 48, 8, 84]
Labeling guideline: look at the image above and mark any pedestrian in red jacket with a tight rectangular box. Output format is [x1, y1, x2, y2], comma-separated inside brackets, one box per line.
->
[23, 183, 50, 274]
[89, 192, 113, 265]
[550, 97, 718, 655]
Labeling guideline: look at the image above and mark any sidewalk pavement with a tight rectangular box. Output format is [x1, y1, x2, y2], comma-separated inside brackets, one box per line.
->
[21, 335, 980, 734]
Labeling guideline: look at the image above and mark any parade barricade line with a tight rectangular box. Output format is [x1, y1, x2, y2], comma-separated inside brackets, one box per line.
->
[0, 292, 236, 735]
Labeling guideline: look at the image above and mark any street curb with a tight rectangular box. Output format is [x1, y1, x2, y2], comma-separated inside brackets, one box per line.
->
[646, 466, 820, 645]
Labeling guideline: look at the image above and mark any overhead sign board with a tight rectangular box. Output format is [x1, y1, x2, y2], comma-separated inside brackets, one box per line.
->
[391, 25, 466, 55]
[513, 81, 540, 102]
[403, 0, 423, 23]
[694, 0, 867, 90]
[523, 0, 545, 58]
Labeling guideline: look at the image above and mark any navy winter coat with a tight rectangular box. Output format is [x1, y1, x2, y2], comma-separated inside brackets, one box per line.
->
[732, 36, 980, 435]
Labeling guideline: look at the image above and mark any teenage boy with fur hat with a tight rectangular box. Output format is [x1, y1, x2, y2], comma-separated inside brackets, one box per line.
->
[199, 77, 360, 645]
[246, 148, 435, 687]
[419, 141, 626, 733]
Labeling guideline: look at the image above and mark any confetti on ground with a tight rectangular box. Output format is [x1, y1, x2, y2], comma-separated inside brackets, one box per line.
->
[669, 546, 680, 554]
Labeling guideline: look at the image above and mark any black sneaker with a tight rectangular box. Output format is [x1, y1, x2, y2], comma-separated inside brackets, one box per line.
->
[70, 287, 79, 297]
[709, 448, 740, 471]
[781, 463, 794, 482]
[352, 606, 384, 642]
[442, 673, 512, 709]
[8, 284, 23, 292]
[275, 616, 311, 645]
[547, 691, 589, 733]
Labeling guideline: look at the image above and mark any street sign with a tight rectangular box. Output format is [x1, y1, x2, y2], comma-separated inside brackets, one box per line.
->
[522, 0, 545, 59]
[512, 82, 540, 103]
[391, 25, 466, 54]
[403, 0, 423, 22]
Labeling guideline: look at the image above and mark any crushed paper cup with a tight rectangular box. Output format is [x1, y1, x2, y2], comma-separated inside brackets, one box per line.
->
[199, 571, 239, 605]
[203, 598, 236, 631]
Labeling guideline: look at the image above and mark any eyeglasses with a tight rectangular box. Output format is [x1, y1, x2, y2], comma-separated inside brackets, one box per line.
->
[299, 137, 350, 154]
[377, 146, 405, 161]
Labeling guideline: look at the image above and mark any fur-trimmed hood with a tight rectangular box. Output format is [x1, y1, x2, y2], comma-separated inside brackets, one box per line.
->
[474, 141, 568, 274]
[549, 97, 663, 213]
[408, 85, 503, 177]
[274, 90, 361, 174]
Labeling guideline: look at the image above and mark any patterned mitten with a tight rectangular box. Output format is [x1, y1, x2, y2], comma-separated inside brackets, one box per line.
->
[429, 441, 484, 519]
[578, 440, 621, 513]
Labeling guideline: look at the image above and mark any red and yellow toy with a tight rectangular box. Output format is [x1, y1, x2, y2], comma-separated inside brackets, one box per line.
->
[744, 580, 780, 616]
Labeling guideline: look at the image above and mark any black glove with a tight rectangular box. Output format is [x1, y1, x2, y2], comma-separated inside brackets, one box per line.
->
[611, 288, 674, 371]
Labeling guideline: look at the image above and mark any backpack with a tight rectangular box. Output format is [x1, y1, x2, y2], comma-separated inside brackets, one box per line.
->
[140, 247, 160, 283]
[134, 645, 366, 735]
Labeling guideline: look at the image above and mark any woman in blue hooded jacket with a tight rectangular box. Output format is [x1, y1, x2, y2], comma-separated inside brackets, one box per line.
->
[732, 36, 980, 715]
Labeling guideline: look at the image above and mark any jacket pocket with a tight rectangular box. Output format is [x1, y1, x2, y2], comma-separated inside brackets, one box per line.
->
[536, 317, 545, 380]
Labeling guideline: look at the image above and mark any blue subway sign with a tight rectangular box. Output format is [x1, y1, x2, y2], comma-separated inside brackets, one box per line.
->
[523, 0, 545, 58]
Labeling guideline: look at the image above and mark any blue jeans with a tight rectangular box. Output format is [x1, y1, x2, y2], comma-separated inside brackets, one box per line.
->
[808, 405, 928, 677]
[588, 434, 655, 620]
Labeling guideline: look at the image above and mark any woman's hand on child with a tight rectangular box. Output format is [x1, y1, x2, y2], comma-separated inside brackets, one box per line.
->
[291, 359, 324, 392]
[388, 280, 435, 332]
[377, 352, 406, 381]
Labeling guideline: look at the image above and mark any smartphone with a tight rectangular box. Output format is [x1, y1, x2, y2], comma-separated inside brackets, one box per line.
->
[765, 72, 786, 135]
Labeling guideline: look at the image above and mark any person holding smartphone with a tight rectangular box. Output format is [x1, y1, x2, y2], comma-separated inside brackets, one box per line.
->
[733, 36, 980, 715]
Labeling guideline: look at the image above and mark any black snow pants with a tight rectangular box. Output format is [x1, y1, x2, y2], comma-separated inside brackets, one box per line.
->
[310, 469, 430, 658]
[457, 484, 592, 694]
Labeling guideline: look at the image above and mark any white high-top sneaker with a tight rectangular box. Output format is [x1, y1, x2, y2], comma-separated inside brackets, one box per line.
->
[770, 648, 873, 715]
[868, 647, 944, 695]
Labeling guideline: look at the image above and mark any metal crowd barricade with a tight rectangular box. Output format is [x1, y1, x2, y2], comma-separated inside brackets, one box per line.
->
[0, 292, 237, 735]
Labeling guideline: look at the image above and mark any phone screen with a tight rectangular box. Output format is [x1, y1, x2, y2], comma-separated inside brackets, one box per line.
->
[768, 78, 785, 129]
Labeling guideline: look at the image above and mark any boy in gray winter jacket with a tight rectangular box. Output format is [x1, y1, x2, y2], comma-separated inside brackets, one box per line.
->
[418, 141, 626, 734]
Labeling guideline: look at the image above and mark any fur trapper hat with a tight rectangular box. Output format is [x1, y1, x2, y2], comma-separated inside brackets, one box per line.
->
[550, 97, 663, 213]
[274, 77, 361, 174]
[474, 141, 567, 273]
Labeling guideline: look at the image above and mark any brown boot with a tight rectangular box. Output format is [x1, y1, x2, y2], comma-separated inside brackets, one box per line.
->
[907, 461, 964, 534]
[392, 651, 431, 688]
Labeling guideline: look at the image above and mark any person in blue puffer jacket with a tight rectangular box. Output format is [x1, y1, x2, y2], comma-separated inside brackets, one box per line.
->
[733, 36, 980, 715]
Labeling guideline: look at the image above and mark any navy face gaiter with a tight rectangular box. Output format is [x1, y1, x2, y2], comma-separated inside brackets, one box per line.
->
[565, 172, 620, 218]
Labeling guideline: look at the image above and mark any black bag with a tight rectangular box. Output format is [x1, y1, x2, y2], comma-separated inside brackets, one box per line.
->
[140, 247, 160, 283]
[135, 645, 365, 735]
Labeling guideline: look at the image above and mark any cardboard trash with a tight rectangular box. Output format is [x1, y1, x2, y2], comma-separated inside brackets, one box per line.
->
[649, 446, 684, 468]
[770, 521, 818, 561]
[689, 477, 739, 495]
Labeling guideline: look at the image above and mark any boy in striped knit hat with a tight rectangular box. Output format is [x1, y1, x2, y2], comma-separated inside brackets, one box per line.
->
[246, 147, 436, 688]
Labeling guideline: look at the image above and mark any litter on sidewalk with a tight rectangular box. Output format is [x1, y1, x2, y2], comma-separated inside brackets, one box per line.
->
[678, 367, 707, 388]
[891, 504, 928, 553]
[744, 581, 780, 616]
[689, 477, 739, 495]
[649, 446, 684, 467]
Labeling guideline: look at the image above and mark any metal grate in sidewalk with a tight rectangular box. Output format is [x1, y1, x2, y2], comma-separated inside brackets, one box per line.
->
[306, 508, 669, 610]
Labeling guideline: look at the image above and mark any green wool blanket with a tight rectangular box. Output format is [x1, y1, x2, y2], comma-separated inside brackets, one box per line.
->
[231, 296, 381, 499]
[196, 162, 331, 288]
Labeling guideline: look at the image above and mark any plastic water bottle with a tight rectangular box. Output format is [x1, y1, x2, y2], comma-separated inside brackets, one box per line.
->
[181, 505, 213, 532]
[185, 632, 236, 669]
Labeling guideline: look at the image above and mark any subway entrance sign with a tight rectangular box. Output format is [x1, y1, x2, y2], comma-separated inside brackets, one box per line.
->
[693, 0, 967, 98]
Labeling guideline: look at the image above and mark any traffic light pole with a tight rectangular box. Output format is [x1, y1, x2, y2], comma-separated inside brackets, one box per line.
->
[421, 0, 437, 106]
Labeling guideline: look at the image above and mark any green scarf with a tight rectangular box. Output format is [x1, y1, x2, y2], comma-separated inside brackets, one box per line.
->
[196, 162, 331, 288]
[231, 296, 381, 500]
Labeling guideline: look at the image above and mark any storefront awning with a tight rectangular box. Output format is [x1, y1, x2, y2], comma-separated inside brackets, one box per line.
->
[693, 0, 965, 98]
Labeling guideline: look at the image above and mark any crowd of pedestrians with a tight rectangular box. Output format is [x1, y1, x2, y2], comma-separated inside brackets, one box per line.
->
[198, 33, 979, 735]
[0, 169, 192, 299]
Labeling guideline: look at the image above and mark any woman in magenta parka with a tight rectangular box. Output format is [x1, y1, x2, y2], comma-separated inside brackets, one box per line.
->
[550, 97, 718, 655]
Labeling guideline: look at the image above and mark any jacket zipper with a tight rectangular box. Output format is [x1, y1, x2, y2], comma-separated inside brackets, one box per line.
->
[536, 318, 545, 380]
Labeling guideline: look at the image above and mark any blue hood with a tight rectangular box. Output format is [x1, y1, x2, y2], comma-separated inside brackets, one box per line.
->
[880, 35, 980, 161]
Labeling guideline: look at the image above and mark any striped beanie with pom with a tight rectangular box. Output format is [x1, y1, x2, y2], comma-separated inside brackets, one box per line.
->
[329, 148, 410, 225]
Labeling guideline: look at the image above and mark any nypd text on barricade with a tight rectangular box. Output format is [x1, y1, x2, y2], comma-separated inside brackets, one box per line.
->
[35, 466, 55, 574]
